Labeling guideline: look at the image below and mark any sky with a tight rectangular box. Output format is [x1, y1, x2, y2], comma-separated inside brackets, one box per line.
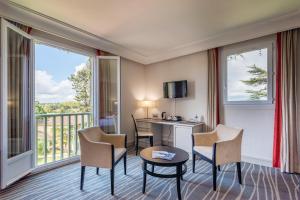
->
[227, 48, 268, 101]
[35, 43, 89, 103]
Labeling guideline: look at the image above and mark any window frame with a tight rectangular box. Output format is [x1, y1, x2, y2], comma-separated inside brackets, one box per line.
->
[222, 38, 274, 105]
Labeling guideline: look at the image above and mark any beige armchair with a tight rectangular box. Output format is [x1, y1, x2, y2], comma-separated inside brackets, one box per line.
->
[192, 124, 243, 191]
[78, 127, 127, 195]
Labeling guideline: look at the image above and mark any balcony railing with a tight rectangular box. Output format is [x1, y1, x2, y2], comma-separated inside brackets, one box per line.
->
[35, 112, 92, 166]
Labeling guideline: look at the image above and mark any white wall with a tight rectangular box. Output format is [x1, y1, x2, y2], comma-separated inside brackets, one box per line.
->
[145, 52, 208, 122]
[219, 36, 276, 166]
[120, 58, 146, 144]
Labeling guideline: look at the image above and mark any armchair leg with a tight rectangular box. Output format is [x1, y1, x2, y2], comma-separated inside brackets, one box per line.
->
[213, 165, 217, 191]
[110, 167, 115, 195]
[192, 153, 196, 173]
[124, 153, 127, 175]
[218, 165, 221, 171]
[237, 162, 242, 184]
[80, 166, 85, 190]
[96, 167, 99, 175]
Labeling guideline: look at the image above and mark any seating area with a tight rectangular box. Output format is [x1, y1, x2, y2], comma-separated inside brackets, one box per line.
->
[0, 1, 300, 199]
[0, 150, 299, 199]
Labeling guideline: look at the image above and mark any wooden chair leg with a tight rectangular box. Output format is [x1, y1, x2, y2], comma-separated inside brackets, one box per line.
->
[192, 153, 196, 173]
[237, 162, 242, 184]
[124, 153, 127, 175]
[213, 165, 217, 191]
[150, 136, 153, 147]
[110, 167, 114, 195]
[96, 167, 99, 175]
[136, 137, 139, 156]
[80, 166, 85, 190]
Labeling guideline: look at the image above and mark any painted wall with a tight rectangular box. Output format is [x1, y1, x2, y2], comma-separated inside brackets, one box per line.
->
[219, 36, 276, 166]
[145, 52, 208, 122]
[120, 58, 146, 144]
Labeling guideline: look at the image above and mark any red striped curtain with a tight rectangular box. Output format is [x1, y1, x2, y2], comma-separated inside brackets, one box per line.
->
[273, 29, 300, 173]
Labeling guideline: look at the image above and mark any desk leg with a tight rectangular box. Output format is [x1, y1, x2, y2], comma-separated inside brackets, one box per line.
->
[142, 161, 147, 194]
[176, 165, 182, 200]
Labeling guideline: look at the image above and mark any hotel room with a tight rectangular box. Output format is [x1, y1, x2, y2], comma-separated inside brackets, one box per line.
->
[0, 0, 299, 199]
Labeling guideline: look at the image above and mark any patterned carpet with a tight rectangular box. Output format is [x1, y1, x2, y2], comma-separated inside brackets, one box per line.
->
[0, 154, 299, 200]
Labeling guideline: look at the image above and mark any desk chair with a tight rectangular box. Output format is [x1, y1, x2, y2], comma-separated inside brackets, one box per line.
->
[131, 114, 154, 155]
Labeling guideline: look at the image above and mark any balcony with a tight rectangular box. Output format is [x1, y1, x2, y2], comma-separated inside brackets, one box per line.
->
[35, 112, 92, 165]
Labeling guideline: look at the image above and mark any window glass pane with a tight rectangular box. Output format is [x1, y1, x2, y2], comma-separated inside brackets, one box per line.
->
[7, 28, 31, 158]
[227, 48, 268, 101]
[35, 43, 93, 165]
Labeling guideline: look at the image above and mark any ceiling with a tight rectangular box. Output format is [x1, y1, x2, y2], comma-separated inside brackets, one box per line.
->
[8, 0, 300, 64]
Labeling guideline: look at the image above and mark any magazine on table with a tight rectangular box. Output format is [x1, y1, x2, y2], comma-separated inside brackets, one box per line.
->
[152, 151, 176, 160]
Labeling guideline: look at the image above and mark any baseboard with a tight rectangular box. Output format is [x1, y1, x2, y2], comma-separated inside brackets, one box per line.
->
[32, 156, 80, 175]
[242, 155, 272, 167]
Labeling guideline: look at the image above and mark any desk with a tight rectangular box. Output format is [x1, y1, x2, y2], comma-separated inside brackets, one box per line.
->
[136, 118, 204, 157]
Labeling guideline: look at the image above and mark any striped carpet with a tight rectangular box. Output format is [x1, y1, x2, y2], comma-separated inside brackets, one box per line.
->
[0, 154, 299, 200]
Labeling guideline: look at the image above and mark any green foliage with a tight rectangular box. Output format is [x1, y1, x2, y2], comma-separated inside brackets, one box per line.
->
[68, 59, 92, 112]
[241, 64, 268, 100]
[35, 101, 46, 114]
[35, 101, 83, 114]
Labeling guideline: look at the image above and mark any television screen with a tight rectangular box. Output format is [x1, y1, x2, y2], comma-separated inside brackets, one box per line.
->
[163, 80, 188, 98]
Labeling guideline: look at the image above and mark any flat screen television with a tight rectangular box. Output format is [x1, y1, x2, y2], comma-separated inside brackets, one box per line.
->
[163, 80, 188, 98]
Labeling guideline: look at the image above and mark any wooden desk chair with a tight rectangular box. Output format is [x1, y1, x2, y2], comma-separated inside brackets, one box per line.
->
[131, 114, 154, 155]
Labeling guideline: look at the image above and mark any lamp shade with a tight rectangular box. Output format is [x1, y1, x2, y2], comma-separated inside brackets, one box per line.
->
[139, 100, 155, 108]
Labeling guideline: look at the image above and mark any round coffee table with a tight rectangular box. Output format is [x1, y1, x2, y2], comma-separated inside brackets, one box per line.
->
[140, 146, 189, 200]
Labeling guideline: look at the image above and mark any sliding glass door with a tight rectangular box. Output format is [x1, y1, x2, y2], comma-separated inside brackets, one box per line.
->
[96, 56, 120, 134]
[0, 19, 35, 189]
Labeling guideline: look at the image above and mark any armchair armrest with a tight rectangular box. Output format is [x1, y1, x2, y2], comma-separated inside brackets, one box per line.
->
[192, 131, 217, 146]
[214, 132, 243, 165]
[80, 140, 113, 168]
[101, 134, 127, 148]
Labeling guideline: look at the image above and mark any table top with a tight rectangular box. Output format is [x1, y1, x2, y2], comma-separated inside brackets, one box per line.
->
[136, 118, 203, 127]
[140, 146, 189, 166]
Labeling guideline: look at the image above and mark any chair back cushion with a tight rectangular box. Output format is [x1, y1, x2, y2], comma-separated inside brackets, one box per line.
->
[216, 124, 243, 141]
[78, 127, 102, 142]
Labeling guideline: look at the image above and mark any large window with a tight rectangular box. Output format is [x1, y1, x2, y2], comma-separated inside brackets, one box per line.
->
[224, 41, 273, 104]
[35, 42, 93, 165]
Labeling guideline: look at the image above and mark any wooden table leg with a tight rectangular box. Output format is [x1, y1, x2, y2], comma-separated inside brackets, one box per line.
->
[176, 165, 182, 200]
[142, 161, 147, 194]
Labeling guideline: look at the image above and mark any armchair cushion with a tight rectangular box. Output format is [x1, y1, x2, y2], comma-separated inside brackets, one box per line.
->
[115, 148, 126, 161]
[193, 146, 213, 160]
